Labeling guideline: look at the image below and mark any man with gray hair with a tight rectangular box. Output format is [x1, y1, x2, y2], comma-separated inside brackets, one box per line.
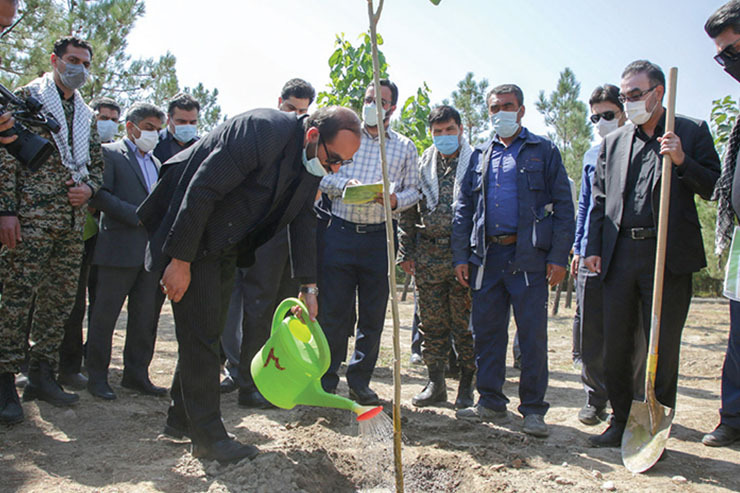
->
[85, 102, 167, 401]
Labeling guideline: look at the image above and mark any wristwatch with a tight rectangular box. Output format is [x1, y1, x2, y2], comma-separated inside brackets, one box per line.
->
[299, 286, 319, 296]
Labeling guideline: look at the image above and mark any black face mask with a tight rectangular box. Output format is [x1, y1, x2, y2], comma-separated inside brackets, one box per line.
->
[725, 58, 740, 83]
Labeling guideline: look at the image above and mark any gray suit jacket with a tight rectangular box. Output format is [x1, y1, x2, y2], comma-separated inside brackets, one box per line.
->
[586, 114, 720, 277]
[91, 139, 160, 268]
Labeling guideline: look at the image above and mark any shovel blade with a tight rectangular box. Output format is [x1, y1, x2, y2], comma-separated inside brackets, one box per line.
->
[621, 399, 675, 473]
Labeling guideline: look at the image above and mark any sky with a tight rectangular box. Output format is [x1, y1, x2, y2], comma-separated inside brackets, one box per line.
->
[126, 0, 738, 141]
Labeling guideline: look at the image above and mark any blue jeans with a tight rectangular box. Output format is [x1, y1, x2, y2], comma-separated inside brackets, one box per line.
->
[470, 243, 549, 416]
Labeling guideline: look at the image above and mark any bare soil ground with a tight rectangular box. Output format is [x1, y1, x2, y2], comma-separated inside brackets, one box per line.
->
[1, 296, 739, 492]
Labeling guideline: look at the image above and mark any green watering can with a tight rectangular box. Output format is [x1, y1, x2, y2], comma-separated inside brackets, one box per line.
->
[250, 298, 382, 421]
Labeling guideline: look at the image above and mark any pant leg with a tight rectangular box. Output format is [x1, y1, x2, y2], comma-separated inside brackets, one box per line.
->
[85, 265, 139, 380]
[238, 229, 296, 391]
[416, 261, 453, 369]
[28, 227, 84, 368]
[221, 267, 246, 376]
[0, 231, 54, 374]
[59, 236, 94, 374]
[170, 248, 237, 445]
[577, 263, 608, 408]
[721, 300, 740, 429]
[122, 266, 166, 380]
[470, 244, 512, 411]
[346, 229, 390, 390]
[447, 275, 475, 372]
[411, 294, 422, 355]
[508, 269, 549, 417]
[572, 271, 582, 364]
[318, 222, 359, 392]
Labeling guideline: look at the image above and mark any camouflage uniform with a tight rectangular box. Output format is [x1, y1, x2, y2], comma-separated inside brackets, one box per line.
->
[0, 84, 104, 374]
[399, 150, 474, 372]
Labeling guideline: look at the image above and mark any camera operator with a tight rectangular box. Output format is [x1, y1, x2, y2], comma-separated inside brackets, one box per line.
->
[0, 35, 104, 425]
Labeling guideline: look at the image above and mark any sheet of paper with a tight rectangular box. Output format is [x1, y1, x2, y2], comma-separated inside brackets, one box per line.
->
[724, 226, 740, 301]
[342, 182, 384, 205]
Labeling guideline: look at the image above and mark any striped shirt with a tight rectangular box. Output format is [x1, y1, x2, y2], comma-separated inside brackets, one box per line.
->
[320, 126, 419, 224]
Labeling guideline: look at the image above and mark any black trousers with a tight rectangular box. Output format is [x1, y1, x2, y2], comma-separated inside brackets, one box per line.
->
[167, 247, 237, 446]
[602, 236, 692, 424]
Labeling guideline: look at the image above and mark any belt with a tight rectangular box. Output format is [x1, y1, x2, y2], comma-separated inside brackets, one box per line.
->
[420, 235, 450, 246]
[620, 227, 657, 240]
[486, 234, 517, 245]
[333, 217, 387, 234]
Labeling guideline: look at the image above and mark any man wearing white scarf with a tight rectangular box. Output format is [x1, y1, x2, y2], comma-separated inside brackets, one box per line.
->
[398, 105, 476, 410]
[0, 36, 104, 425]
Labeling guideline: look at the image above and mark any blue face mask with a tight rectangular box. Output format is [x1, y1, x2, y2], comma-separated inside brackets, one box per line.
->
[433, 134, 460, 155]
[173, 124, 197, 143]
[96, 119, 118, 142]
[302, 140, 327, 177]
[490, 110, 520, 139]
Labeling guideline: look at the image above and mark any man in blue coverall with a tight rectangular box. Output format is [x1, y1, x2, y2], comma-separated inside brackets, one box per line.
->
[451, 84, 574, 438]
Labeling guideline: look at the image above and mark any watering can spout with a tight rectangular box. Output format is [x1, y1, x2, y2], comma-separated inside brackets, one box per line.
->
[296, 380, 357, 412]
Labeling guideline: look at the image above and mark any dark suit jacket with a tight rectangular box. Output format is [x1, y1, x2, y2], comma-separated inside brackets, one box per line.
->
[91, 139, 160, 268]
[137, 108, 319, 282]
[586, 114, 721, 277]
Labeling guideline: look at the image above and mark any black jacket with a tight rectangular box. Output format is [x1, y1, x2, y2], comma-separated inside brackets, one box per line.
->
[137, 108, 319, 282]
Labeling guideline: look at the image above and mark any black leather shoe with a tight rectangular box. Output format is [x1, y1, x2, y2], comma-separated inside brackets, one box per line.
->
[588, 422, 626, 448]
[24, 361, 79, 407]
[238, 390, 276, 409]
[578, 404, 607, 426]
[57, 372, 88, 391]
[349, 386, 380, 406]
[121, 374, 167, 397]
[702, 423, 740, 447]
[191, 438, 259, 464]
[220, 375, 237, 394]
[87, 379, 117, 400]
[162, 420, 236, 441]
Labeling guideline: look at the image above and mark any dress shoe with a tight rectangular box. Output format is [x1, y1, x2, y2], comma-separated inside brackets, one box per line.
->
[588, 422, 626, 448]
[456, 403, 509, 424]
[702, 423, 740, 447]
[57, 372, 88, 391]
[0, 373, 24, 425]
[409, 352, 423, 365]
[121, 374, 167, 397]
[238, 390, 276, 409]
[24, 360, 79, 407]
[523, 414, 549, 438]
[162, 420, 236, 441]
[87, 379, 117, 400]
[349, 386, 380, 406]
[578, 404, 607, 426]
[192, 438, 259, 464]
[220, 375, 237, 394]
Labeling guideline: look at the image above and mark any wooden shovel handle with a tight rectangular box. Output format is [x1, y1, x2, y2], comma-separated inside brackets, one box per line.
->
[646, 67, 678, 389]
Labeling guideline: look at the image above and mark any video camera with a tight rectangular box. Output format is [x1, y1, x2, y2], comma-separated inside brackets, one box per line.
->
[0, 83, 61, 172]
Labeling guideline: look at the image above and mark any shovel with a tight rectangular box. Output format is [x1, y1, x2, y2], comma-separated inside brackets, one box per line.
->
[621, 67, 678, 473]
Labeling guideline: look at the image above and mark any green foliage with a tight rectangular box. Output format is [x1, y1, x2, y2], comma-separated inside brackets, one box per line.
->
[185, 83, 224, 133]
[317, 33, 388, 114]
[710, 95, 739, 158]
[0, 0, 223, 129]
[535, 67, 592, 187]
[450, 72, 489, 145]
[392, 82, 432, 154]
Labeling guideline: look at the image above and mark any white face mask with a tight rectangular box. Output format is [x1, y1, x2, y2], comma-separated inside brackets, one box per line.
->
[363, 103, 385, 127]
[133, 125, 159, 153]
[96, 119, 118, 142]
[596, 117, 619, 138]
[624, 95, 656, 126]
[490, 110, 520, 138]
[302, 139, 327, 177]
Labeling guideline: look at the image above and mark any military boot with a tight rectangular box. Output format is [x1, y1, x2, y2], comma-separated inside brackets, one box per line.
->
[23, 360, 79, 407]
[0, 372, 24, 424]
[454, 368, 475, 409]
[412, 365, 446, 407]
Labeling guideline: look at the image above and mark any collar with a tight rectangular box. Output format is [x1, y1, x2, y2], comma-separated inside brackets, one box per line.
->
[636, 111, 665, 141]
[493, 126, 529, 147]
[362, 124, 394, 141]
[55, 81, 74, 102]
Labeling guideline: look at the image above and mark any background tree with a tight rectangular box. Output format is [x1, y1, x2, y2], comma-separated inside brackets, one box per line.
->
[535, 67, 592, 187]
[450, 72, 489, 145]
[392, 82, 432, 154]
[0, 0, 224, 131]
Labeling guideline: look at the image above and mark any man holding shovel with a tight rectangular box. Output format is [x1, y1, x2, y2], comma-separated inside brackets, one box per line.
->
[585, 60, 720, 447]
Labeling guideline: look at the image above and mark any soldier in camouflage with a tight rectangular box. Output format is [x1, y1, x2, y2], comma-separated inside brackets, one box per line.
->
[399, 105, 476, 409]
[0, 36, 104, 425]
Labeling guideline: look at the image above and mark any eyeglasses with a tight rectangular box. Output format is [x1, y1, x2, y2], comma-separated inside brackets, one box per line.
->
[320, 137, 345, 166]
[714, 38, 740, 67]
[618, 85, 658, 104]
[590, 111, 617, 124]
[364, 96, 390, 107]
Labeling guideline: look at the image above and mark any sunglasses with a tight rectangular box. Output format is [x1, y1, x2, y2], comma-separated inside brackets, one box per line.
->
[590, 111, 617, 124]
[714, 38, 740, 67]
[320, 137, 347, 166]
[618, 85, 659, 104]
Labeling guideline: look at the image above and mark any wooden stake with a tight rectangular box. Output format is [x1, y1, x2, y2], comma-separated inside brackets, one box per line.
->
[366, 1, 403, 491]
